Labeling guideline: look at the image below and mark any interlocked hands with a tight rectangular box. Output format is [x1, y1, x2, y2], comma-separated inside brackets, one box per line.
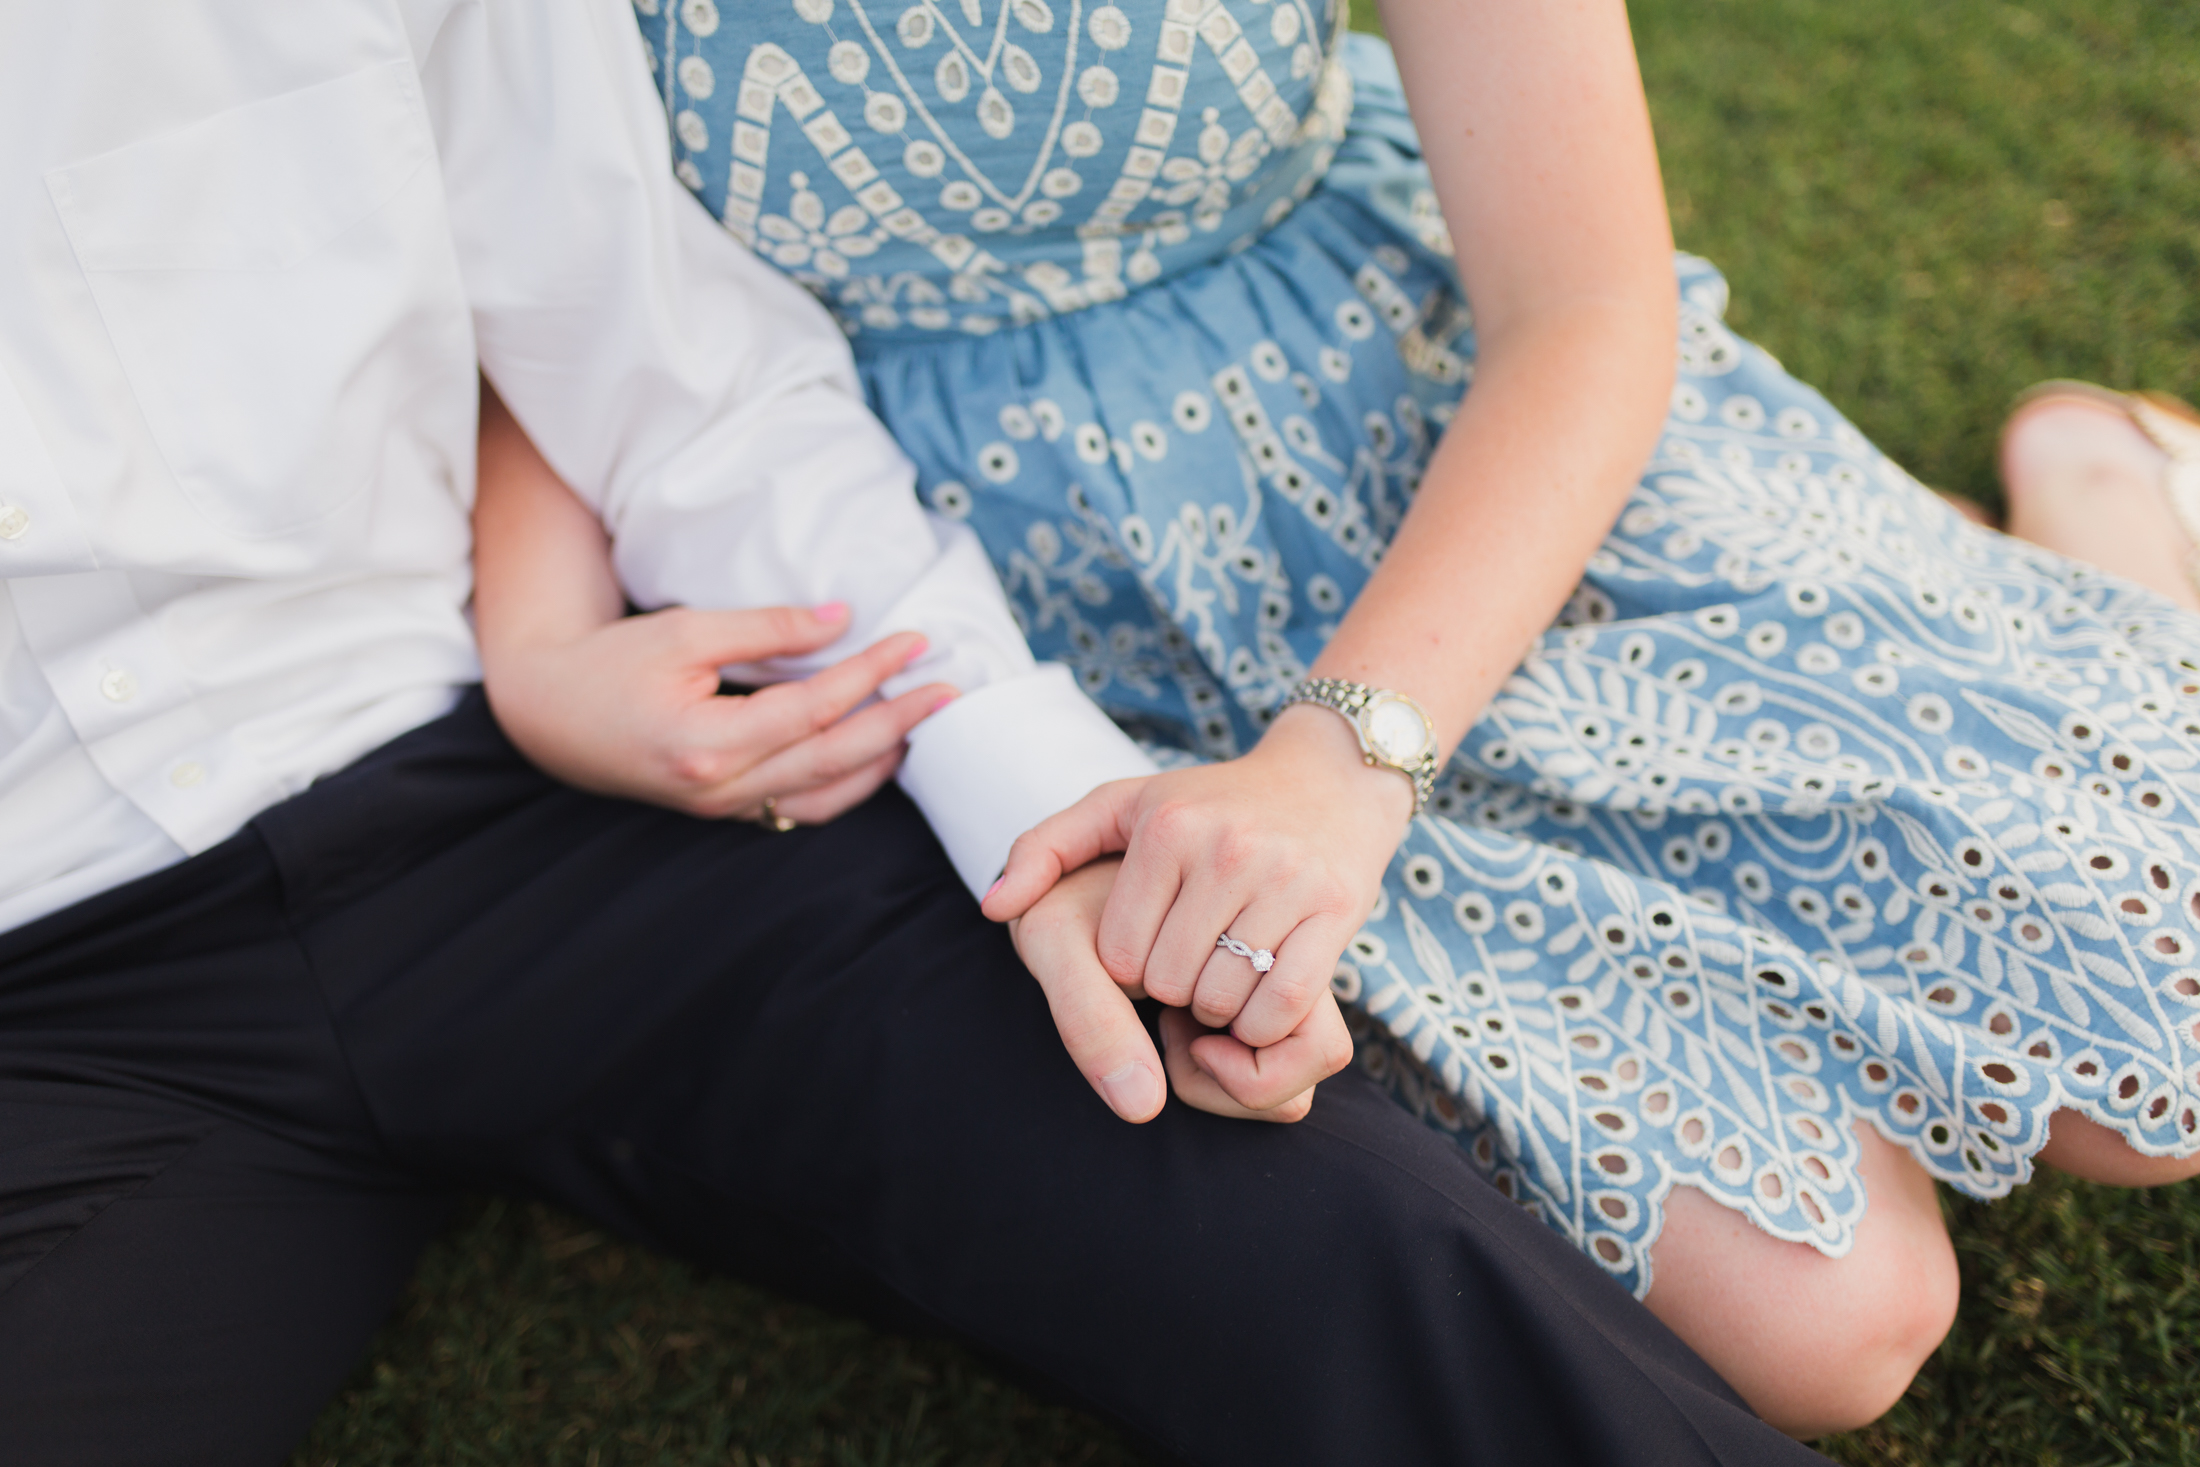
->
[987, 704, 1413, 1124]
[473, 384, 1390, 1127]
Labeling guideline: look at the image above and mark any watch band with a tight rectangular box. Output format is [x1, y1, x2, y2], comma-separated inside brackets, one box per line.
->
[1284, 676, 1440, 816]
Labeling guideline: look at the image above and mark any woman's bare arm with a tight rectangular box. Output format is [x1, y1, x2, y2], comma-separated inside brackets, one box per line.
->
[471, 379, 954, 822]
[474, 378, 628, 656]
[988, 0, 1676, 1112]
[1322, 0, 1675, 735]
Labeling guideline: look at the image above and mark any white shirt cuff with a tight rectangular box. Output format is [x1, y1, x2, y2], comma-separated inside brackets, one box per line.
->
[898, 663, 1159, 899]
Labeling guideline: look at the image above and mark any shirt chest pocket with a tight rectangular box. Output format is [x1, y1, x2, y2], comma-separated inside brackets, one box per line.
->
[46, 61, 464, 537]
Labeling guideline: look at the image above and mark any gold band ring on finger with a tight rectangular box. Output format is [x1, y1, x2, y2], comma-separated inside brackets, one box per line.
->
[1215, 932, 1275, 973]
[754, 797, 797, 834]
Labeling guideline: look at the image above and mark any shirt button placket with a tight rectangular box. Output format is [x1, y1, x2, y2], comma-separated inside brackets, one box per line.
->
[99, 667, 138, 704]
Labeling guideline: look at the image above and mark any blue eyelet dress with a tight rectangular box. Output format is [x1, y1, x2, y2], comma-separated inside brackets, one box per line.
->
[637, 0, 2200, 1296]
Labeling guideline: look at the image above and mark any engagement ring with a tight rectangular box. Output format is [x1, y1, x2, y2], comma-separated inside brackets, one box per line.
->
[1215, 933, 1275, 973]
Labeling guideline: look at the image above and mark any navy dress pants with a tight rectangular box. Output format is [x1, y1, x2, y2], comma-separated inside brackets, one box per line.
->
[0, 690, 1830, 1466]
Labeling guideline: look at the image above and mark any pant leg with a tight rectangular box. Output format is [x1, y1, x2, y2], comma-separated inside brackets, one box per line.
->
[261, 697, 1828, 1467]
[577, 835, 1832, 1467]
[0, 802, 451, 1467]
[0, 1081, 448, 1467]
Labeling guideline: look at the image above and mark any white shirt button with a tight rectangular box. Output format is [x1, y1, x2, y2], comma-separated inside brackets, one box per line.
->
[0, 504, 27, 540]
[169, 761, 207, 789]
[99, 668, 138, 703]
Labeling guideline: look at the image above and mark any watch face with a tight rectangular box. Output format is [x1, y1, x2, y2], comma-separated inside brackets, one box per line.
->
[1364, 695, 1431, 765]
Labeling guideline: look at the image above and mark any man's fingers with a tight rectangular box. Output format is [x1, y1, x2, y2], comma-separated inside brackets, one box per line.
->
[1021, 910, 1167, 1123]
[1187, 990, 1352, 1114]
[982, 781, 1145, 922]
[1157, 1009, 1313, 1123]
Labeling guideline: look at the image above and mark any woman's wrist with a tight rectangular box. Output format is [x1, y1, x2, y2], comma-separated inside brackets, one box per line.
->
[1255, 703, 1418, 827]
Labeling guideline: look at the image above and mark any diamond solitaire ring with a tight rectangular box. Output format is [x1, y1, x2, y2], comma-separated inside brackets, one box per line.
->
[1216, 933, 1275, 972]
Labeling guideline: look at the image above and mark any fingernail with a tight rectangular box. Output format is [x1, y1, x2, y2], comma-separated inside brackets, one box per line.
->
[930, 689, 960, 713]
[1099, 1061, 1163, 1119]
[901, 633, 930, 661]
[984, 875, 1005, 901]
[814, 601, 849, 622]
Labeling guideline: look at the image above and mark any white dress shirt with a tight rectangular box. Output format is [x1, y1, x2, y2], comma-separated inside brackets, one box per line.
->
[0, 0, 1155, 933]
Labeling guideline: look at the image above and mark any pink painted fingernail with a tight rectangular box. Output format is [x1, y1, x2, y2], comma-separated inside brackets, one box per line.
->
[1099, 1061, 1163, 1119]
[930, 690, 960, 713]
[814, 601, 849, 622]
[984, 876, 1005, 901]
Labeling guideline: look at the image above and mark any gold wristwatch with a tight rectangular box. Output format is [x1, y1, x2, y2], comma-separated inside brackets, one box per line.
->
[1283, 677, 1439, 816]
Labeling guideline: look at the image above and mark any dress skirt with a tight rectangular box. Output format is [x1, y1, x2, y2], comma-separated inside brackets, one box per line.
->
[843, 36, 2200, 1295]
[627, 0, 2200, 1295]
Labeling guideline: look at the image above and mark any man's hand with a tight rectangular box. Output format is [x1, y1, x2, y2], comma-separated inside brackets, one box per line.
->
[1010, 857, 1354, 1124]
[484, 601, 955, 823]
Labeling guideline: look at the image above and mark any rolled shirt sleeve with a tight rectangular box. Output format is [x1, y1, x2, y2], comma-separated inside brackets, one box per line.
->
[426, 0, 1154, 894]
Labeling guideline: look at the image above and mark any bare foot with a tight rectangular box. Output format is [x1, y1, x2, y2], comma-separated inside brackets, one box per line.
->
[2000, 395, 2200, 611]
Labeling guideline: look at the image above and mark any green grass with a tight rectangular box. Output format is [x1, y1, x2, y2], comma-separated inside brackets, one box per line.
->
[297, 2, 2200, 1461]
[1630, 0, 2200, 514]
[1827, 1177, 2200, 1466]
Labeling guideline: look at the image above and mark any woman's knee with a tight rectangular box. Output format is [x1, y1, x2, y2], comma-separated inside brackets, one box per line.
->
[2038, 1107, 2200, 1187]
[1775, 1208, 1958, 1435]
[1645, 1127, 1958, 1437]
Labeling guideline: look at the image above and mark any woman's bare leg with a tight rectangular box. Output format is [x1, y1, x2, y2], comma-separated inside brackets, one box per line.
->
[1640, 1102, 2200, 1438]
[2001, 406, 2200, 1181]
[2036, 1108, 2200, 1187]
[2000, 396, 2199, 611]
[1643, 1123, 1958, 1439]
[1638, 401, 2200, 1438]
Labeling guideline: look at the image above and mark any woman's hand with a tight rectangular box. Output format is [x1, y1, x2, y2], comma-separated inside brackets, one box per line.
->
[1009, 856, 1355, 1123]
[485, 602, 956, 823]
[472, 378, 955, 824]
[988, 703, 1399, 1109]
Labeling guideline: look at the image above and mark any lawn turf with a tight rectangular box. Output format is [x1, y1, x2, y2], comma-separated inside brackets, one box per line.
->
[294, 0, 2200, 1461]
[1631, 0, 2200, 517]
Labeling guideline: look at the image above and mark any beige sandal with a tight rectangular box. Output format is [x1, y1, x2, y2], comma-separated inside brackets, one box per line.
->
[2004, 378, 2200, 595]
